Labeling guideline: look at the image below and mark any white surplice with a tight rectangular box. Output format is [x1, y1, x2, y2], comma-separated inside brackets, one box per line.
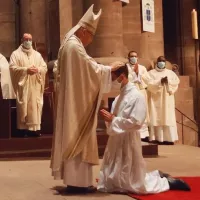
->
[0, 53, 15, 99]
[97, 82, 169, 194]
[147, 68, 180, 142]
[127, 63, 150, 139]
[51, 35, 112, 187]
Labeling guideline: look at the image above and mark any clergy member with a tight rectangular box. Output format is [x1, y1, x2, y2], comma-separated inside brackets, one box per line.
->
[127, 50, 150, 141]
[147, 56, 179, 144]
[0, 53, 15, 99]
[10, 33, 47, 137]
[51, 4, 124, 193]
[97, 64, 190, 194]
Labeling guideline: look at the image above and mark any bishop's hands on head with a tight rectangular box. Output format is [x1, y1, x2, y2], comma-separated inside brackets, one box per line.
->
[110, 61, 125, 81]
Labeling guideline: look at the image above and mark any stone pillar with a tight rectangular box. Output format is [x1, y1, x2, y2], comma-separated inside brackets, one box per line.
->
[84, 0, 124, 58]
[0, 1, 16, 57]
[59, 0, 83, 42]
[122, 0, 164, 61]
[20, 0, 47, 57]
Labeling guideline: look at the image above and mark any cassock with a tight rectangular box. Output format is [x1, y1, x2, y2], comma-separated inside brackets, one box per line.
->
[127, 63, 149, 139]
[0, 53, 15, 99]
[51, 35, 112, 187]
[10, 45, 47, 131]
[97, 82, 169, 194]
[147, 67, 180, 142]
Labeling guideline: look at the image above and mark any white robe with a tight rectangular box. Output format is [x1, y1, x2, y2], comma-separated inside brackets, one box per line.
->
[0, 54, 15, 99]
[51, 35, 112, 187]
[97, 82, 169, 194]
[147, 68, 180, 142]
[127, 63, 149, 139]
[10, 46, 47, 131]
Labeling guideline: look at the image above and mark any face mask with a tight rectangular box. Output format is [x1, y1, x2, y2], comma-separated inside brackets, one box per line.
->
[157, 61, 166, 69]
[23, 41, 32, 49]
[129, 57, 138, 65]
[112, 79, 121, 91]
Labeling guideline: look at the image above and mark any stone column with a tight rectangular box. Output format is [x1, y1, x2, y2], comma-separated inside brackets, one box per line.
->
[84, 0, 125, 58]
[59, 0, 83, 42]
[20, 0, 47, 57]
[123, 0, 164, 62]
[0, 1, 16, 57]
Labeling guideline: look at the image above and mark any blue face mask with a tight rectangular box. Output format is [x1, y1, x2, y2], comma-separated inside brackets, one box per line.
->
[129, 57, 138, 65]
[157, 61, 166, 69]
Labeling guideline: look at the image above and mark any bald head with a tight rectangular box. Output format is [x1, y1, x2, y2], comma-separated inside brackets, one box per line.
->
[22, 33, 32, 49]
[23, 33, 32, 40]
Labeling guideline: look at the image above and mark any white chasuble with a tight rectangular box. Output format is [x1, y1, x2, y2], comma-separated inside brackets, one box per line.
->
[51, 35, 112, 186]
[10, 46, 47, 131]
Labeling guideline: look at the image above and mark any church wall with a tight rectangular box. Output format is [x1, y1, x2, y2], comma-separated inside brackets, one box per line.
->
[59, 0, 83, 42]
[20, 0, 47, 48]
[122, 0, 164, 61]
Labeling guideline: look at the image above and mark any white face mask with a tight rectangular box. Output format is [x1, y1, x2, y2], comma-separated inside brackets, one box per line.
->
[23, 41, 32, 49]
[112, 79, 121, 91]
[129, 57, 138, 65]
[157, 61, 166, 69]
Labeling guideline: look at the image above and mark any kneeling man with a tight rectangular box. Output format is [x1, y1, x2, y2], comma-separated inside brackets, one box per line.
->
[97, 64, 190, 194]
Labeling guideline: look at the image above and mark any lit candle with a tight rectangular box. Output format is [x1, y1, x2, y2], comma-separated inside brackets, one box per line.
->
[191, 9, 198, 39]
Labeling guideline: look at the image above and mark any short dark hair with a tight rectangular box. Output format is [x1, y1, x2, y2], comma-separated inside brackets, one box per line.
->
[112, 64, 129, 78]
[128, 50, 138, 58]
[157, 56, 166, 62]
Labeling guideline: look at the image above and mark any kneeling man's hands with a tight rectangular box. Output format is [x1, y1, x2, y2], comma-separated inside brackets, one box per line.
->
[100, 109, 115, 122]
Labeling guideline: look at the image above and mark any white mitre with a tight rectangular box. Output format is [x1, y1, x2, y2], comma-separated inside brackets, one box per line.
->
[60, 4, 102, 48]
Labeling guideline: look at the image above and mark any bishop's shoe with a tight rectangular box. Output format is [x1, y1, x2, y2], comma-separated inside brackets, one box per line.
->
[65, 185, 97, 194]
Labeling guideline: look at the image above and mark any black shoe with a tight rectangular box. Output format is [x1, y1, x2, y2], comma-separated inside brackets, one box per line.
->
[163, 141, 174, 145]
[141, 137, 149, 143]
[167, 177, 191, 191]
[26, 131, 41, 137]
[66, 185, 97, 194]
[158, 170, 171, 178]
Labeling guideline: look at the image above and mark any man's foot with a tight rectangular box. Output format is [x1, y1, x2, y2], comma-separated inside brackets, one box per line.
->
[149, 140, 158, 144]
[26, 131, 41, 137]
[66, 185, 97, 194]
[141, 137, 149, 143]
[163, 141, 174, 145]
[167, 177, 191, 191]
[158, 170, 171, 178]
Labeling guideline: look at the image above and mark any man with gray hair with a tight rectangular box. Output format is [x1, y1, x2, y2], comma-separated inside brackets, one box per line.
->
[51, 4, 123, 193]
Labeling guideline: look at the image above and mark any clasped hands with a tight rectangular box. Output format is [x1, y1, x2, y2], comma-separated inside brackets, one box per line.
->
[100, 109, 115, 122]
[161, 76, 168, 85]
[27, 65, 38, 75]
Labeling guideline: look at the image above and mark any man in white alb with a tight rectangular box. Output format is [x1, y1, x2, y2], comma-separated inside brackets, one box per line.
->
[127, 50, 150, 141]
[98, 64, 190, 194]
[147, 56, 179, 145]
[0, 53, 15, 99]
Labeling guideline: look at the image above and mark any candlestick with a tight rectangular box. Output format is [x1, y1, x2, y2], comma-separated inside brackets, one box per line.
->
[191, 9, 198, 39]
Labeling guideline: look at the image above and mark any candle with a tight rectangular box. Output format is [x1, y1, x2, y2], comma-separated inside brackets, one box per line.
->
[191, 9, 198, 39]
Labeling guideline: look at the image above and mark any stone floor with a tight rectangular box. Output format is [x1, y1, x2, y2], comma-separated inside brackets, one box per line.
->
[1, 145, 200, 200]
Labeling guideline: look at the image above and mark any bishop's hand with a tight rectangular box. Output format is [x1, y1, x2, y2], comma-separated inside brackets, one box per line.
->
[110, 61, 125, 72]
[100, 109, 115, 122]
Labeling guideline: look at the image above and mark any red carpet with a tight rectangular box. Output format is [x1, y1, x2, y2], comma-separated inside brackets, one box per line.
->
[128, 177, 200, 200]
